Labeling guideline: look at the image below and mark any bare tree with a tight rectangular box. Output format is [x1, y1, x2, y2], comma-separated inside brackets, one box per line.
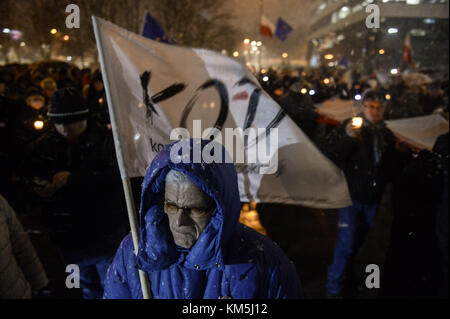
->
[149, 0, 237, 51]
[2, 0, 237, 63]
[8, 0, 68, 59]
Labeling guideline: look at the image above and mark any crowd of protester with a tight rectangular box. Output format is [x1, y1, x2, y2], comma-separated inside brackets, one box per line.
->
[254, 65, 448, 298]
[1, 61, 127, 299]
[0, 60, 448, 299]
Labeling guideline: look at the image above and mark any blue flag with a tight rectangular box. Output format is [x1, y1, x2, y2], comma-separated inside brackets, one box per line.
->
[339, 56, 349, 68]
[142, 12, 172, 44]
[275, 18, 293, 42]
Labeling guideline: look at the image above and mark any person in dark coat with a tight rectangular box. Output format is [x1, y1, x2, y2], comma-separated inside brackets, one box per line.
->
[103, 139, 302, 299]
[321, 90, 402, 298]
[14, 88, 51, 146]
[24, 87, 128, 298]
[379, 132, 447, 298]
[5, 89, 51, 213]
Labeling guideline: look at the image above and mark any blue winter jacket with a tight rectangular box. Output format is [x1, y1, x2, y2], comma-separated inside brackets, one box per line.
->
[103, 139, 302, 299]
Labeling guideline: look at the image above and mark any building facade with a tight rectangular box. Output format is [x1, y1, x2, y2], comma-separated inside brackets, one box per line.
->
[308, 0, 449, 77]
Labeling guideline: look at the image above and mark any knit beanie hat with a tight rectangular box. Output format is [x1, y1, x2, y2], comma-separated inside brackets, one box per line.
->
[47, 87, 89, 124]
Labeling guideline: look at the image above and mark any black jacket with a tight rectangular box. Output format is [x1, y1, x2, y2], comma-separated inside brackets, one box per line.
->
[24, 124, 128, 255]
[321, 115, 400, 205]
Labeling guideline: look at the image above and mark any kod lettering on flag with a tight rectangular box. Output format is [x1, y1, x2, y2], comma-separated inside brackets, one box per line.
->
[92, 17, 351, 208]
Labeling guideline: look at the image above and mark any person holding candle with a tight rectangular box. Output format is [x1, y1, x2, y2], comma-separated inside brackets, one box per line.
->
[321, 89, 404, 298]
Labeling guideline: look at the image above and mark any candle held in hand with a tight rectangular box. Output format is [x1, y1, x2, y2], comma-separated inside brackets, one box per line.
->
[351, 117, 363, 129]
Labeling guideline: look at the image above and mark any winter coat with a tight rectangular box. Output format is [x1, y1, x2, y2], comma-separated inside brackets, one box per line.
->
[0, 195, 48, 298]
[321, 115, 399, 205]
[23, 124, 128, 257]
[103, 139, 302, 299]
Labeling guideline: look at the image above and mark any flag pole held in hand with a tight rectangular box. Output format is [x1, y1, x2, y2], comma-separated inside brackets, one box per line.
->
[92, 15, 152, 299]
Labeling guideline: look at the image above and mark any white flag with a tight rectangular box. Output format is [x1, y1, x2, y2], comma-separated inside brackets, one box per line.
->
[386, 114, 449, 151]
[316, 98, 361, 123]
[93, 17, 351, 208]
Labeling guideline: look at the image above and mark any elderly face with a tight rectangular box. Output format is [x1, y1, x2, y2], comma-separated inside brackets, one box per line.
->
[164, 170, 213, 249]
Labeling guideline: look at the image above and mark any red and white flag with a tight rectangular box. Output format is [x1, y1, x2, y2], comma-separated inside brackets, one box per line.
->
[260, 15, 275, 38]
[402, 33, 415, 69]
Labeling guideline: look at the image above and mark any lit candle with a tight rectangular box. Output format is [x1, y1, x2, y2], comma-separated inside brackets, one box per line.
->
[351, 117, 363, 128]
[34, 120, 44, 130]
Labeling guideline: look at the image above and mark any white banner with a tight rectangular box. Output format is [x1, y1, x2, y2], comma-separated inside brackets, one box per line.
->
[93, 17, 351, 208]
[316, 98, 361, 123]
[386, 114, 449, 150]
[316, 97, 449, 151]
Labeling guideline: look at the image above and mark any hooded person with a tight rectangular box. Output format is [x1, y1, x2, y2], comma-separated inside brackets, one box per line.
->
[103, 139, 302, 299]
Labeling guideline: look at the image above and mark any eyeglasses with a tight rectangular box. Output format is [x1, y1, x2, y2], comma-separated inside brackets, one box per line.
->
[163, 201, 213, 218]
[364, 101, 384, 110]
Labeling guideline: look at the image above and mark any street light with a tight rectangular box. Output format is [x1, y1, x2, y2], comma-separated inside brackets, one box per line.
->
[390, 68, 398, 75]
[50, 28, 57, 35]
[282, 52, 288, 58]
[378, 49, 385, 55]
[63, 35, 70, 41]
[233, 51, 239, 57]
[324, 54, 334, 60]
[243, 38, 250, 44]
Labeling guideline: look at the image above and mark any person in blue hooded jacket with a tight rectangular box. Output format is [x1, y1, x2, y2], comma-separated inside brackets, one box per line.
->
[103, 139, 302, 299]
